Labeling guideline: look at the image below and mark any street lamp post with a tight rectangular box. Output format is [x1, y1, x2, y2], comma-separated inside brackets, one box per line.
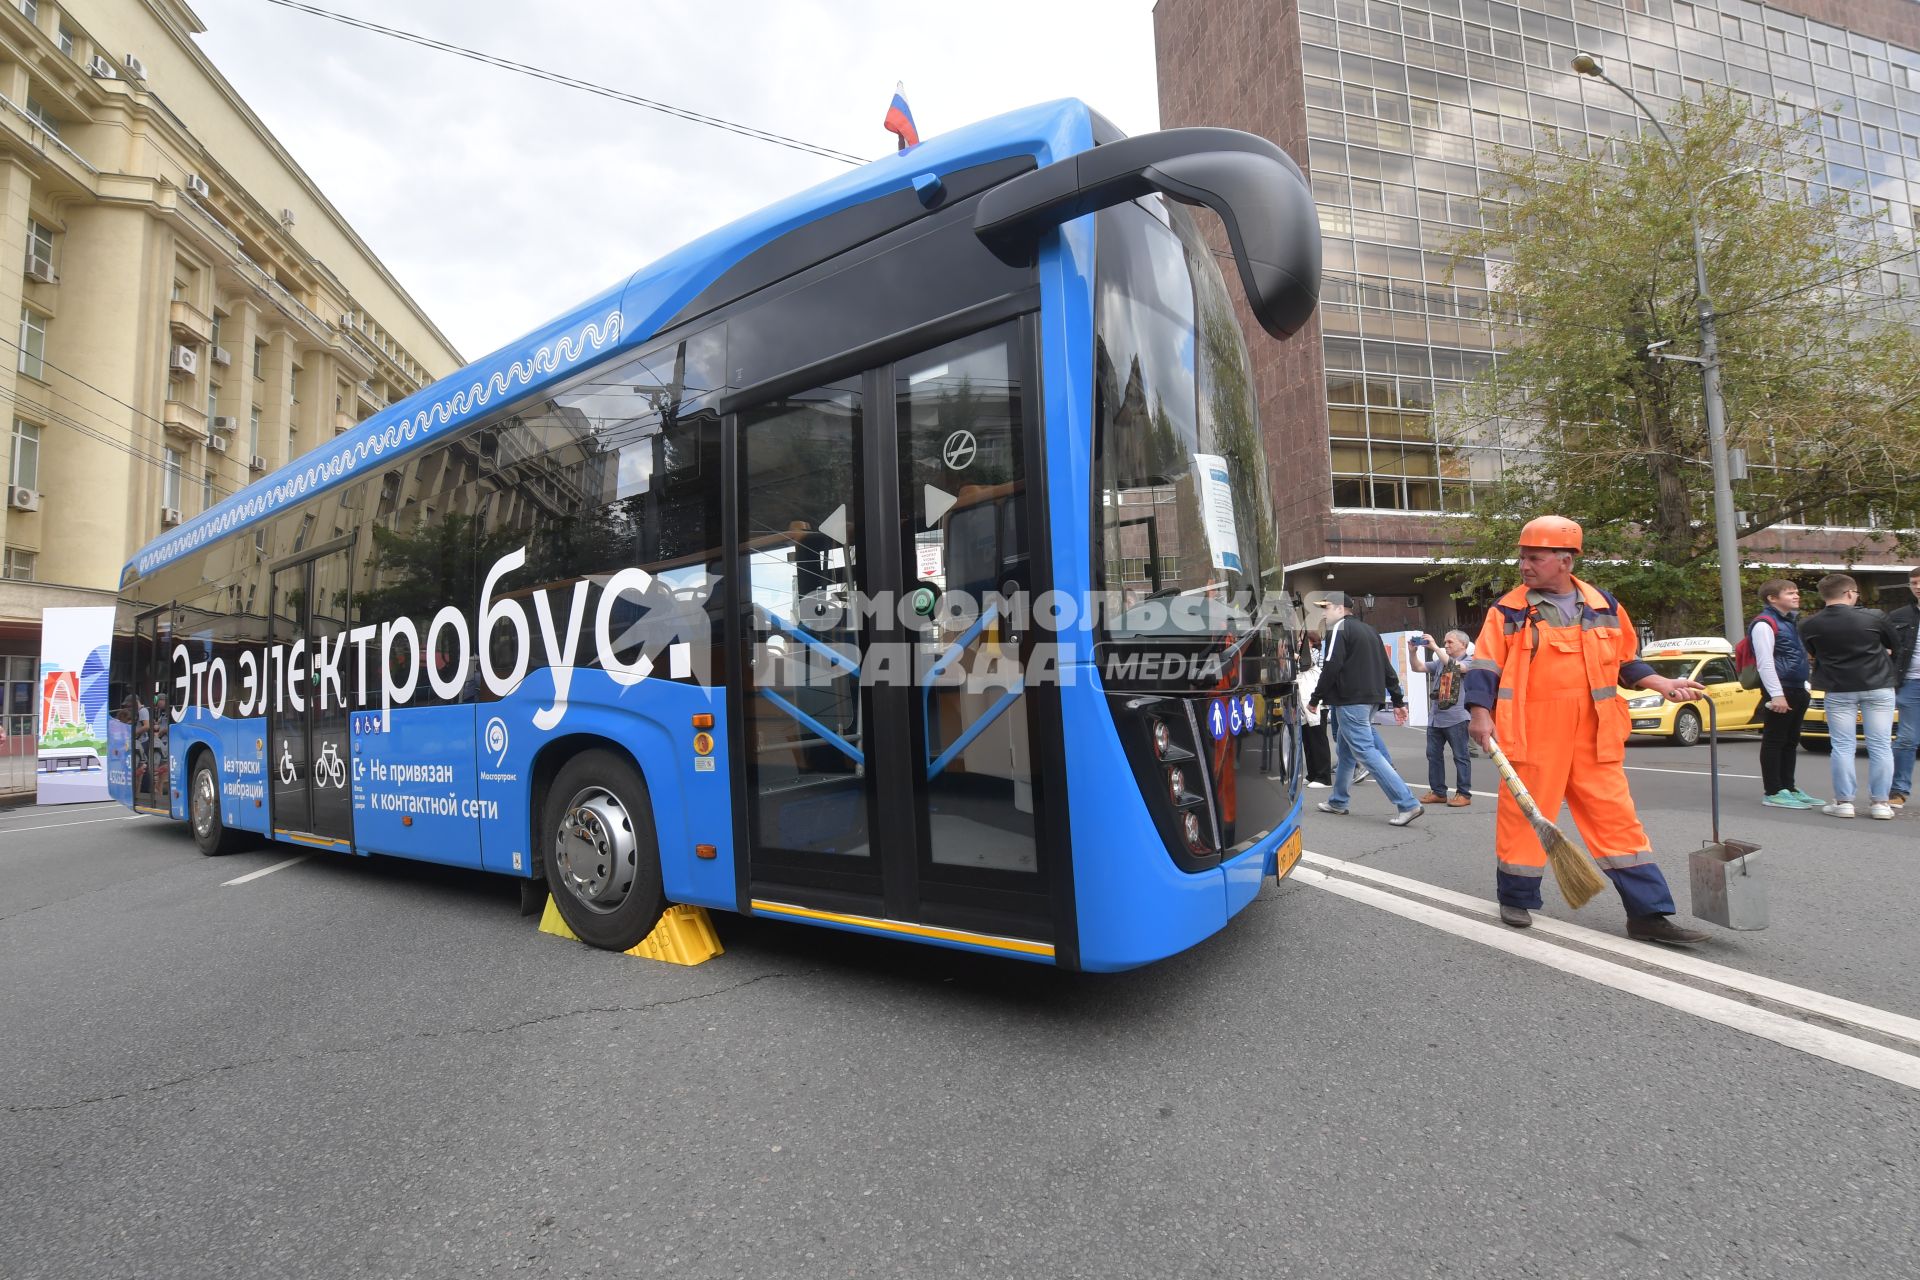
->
[1572, 52, 1745, 644]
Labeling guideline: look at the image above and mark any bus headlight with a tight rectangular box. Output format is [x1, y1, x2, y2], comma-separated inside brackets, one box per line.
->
[1151, 717, 1172, 759]
[1167, 766, 1188, 805]
[1182, 810, 1204, 850]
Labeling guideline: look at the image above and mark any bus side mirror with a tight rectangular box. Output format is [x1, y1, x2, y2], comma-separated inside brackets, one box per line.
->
[973, 127, 1321, 339]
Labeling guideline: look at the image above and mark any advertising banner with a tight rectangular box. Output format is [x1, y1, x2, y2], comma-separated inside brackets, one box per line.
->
[37, 606, 115, 805]
[1378, 631, 1430, 728]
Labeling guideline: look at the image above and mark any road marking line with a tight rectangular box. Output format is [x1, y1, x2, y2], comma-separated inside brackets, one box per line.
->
[222, 855, 311, 886]
[0, 814, 146, 836]
[1301, 851, 1920, 1046]
[1626, 765, 1764, 780]
[1291, 865, 1920, 1091]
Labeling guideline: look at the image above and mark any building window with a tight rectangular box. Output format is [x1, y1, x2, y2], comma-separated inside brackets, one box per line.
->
[248, 406, 261, 458]
[17, 309, 45, 380]
[202, 469, 214, 511]
[209, 312, 222, 349]
[24, 98, 59, 139]
[19, 1, 38, 24]
[206, 385, 219, 424]
[170, 278, 185, 303]
[162, 449, 183, 510]
[10, 419, 40, 490]
[253, 340, 265, 379]
[3, 548, 35, 581]
[57, 27, 73, 57]
[24, 219, 52, 277]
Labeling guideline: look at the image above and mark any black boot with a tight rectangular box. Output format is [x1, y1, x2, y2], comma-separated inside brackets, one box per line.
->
[1627, 914, 1710, 946]
[1499, 905, 1532, 929]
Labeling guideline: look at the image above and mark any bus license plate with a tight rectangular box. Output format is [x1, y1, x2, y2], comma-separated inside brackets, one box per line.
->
[1275, 829, 1303, 878]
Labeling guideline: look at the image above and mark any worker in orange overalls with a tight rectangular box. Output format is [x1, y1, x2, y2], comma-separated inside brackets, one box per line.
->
[1464, 516, 1713, 945]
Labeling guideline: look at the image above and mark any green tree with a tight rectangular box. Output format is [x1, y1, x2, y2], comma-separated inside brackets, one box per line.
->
[1441, 89, 1920, 632]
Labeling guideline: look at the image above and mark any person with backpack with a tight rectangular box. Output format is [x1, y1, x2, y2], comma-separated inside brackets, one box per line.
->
[1412, 630, 1473, 807]
[1741, 579, 1820, 810]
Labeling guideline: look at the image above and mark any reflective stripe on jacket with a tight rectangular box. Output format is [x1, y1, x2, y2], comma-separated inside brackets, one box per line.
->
[1462, 577, 1653, 764]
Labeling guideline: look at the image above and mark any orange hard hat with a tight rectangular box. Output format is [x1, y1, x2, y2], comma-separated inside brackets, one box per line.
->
[1518, 515, 1583, 551]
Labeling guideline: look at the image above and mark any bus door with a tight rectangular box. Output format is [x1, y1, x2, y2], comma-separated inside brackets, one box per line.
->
[735, 320, 1058, 950]
[267, 540, 355, 845]
[130, 606, 170, 812]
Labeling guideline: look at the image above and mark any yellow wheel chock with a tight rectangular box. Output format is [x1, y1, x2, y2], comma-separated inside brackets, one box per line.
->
[538, 900, 725, 967]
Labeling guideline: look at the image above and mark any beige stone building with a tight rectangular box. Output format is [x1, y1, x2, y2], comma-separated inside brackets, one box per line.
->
[0, 0, 459, 748]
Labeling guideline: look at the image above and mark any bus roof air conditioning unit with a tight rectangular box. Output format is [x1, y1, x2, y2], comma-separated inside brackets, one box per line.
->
[169, 345, 197, 375]
[8, 486, 39, 512]
[86, 54, 116, 79]
[160, 506, 181, 526]
[185, 174, 211, 199]
[123, 53, 148, 80]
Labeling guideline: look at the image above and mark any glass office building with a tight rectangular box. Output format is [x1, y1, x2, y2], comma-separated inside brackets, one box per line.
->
[1156, 0, 1920, 628]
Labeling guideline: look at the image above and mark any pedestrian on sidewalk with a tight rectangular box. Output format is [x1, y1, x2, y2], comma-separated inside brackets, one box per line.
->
[1412, 630, 1473, 806]
[1800, 573, 1900, 820]
[1887, 568, 1920, 809]
[1295, 634, 1333, 788]
[1306, 593, 1422, 827]
[1464, 516, 1710, 945]
[1748, 579, 1821, 810]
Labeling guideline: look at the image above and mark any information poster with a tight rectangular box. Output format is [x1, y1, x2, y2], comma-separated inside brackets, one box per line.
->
[1190, 453, 1242, 573]
[37, 606, 115, 805]
[1378, 630, 1431, 728]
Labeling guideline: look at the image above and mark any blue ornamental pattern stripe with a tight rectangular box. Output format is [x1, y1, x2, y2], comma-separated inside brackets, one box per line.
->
[133, 309, 624, 579]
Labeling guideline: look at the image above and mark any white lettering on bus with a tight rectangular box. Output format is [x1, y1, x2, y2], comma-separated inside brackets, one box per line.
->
[532, 579, 589, 730]
[159, 544, 676, 730]
[425, 606, 470, 702]
[479, 546, 530, 697]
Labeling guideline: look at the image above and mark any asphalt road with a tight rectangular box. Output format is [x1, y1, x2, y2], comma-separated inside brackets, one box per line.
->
[3, 733, 1917, 1280]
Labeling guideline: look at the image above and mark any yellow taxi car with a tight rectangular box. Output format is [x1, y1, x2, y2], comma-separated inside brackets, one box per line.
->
[1801, 692, 1900, 753]
[1620, 637, 1763, 746]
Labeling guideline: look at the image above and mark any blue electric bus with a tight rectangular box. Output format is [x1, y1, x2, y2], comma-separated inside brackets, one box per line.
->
[109, 100, 1320, 970]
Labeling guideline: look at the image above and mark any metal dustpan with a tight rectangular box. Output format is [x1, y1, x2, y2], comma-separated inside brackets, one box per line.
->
[1688, 698, 1768, 930]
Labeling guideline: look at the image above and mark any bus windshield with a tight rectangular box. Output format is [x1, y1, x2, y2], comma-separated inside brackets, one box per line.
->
[1095, 198, 1278, 641]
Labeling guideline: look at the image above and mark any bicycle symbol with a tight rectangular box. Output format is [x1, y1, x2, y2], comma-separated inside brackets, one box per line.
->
[278, 739, 297, 786]
[314, 741, 347, 791]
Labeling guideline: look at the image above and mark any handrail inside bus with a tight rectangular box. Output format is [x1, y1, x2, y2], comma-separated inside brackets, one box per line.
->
[755, 687, 864, 766]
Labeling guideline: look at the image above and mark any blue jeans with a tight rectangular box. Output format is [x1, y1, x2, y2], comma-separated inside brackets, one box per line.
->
[1893, 681, 1920, 798]
[1426, 721, 1472, 797]
[1328, 703, 1417, 812]
[1824, 687, 1895, 804]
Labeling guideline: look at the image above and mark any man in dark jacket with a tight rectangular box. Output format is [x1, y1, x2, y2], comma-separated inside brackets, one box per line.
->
[1749, 579, 1817, 809]
[1305, 593, 1421, 826]
[1799, 573, 1900, 820]
[1888, 568, 1920, 807]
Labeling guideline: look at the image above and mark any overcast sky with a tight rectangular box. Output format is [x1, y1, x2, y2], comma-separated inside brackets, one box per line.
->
[192, 0, 1163, 365]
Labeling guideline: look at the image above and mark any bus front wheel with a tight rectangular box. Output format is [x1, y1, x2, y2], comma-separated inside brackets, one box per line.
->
[189, 755, 247, 856]
[542, 750, 665, 951]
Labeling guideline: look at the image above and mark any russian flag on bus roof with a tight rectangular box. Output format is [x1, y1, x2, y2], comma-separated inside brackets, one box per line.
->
[884, 83, 919, 151]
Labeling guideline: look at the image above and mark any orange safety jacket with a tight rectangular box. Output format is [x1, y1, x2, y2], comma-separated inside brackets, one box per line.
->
[1461, 577, 1655, 765]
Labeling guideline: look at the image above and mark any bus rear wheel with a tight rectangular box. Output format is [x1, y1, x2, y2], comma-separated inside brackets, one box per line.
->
[189, 756, 246, 856]
[542, 750, 665, 951]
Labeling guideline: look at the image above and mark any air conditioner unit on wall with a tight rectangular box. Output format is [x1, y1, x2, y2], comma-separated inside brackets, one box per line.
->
[207, 433, 228, 453]
[86, 54, 116, 79]
[211, 415, 238, 433]
[279, 208, 296, 227]
[249, 454, 266, 472]
[210, 345, 231, 366]
[24, 257, 54, 284]
[185, 174, 211, 200]
[8, 486, 39, 512]
[168, 346, 197, 375]
[123, 53, 148, 81]
[160, 506, 181, 526]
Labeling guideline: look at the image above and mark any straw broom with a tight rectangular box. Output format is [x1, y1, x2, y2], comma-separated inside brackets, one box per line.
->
[1485, 739, 1607, 910]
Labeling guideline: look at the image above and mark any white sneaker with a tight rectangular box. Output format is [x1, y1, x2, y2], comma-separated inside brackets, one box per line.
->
[1869, 802, 1895, 820]
[1823, 801, 1856, 819]
[1388, 806, 1423, 827]
[1306, 780, 1331, 789]
[1353, 765, 1372, 784]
